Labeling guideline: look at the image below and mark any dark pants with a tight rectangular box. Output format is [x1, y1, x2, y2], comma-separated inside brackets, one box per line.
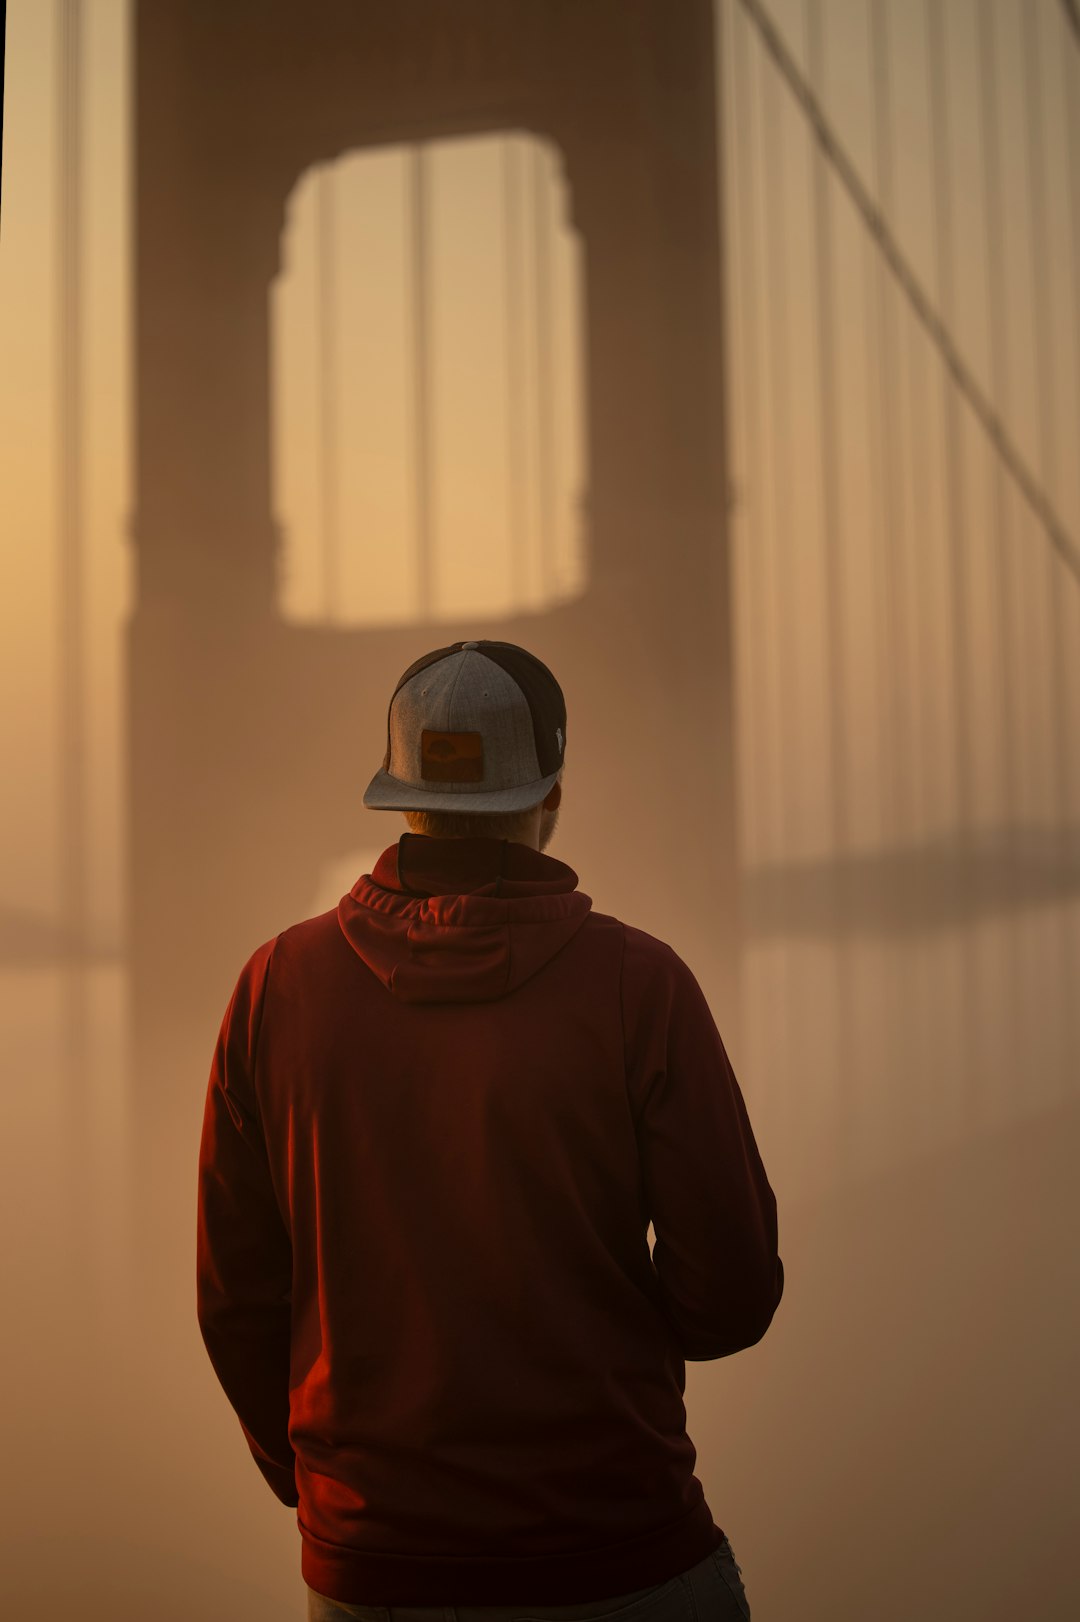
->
[306, 1538, 751, 1621]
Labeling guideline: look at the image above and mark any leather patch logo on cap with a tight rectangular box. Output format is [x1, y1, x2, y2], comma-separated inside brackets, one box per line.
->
[420, 729, 484, 782]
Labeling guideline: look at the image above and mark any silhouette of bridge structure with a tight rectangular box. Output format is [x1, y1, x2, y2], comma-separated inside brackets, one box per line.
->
[45, 0, 1080, 1209]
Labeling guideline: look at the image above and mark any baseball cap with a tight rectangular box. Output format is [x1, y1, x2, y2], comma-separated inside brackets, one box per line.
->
[362, 639, 567, 814]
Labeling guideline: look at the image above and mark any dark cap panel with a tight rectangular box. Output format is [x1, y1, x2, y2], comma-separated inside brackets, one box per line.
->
[459, 642, 566, 778]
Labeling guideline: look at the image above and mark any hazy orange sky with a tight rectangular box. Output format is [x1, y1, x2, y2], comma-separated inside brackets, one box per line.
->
[2, 0, 1078, 924]
[1, 10, 1078, 1617]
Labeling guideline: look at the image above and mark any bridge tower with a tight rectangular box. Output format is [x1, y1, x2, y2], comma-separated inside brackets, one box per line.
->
[128, 0, 739, 1108]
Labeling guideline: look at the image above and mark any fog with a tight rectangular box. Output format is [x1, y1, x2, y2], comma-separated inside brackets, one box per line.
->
[1, 1, 1078, 1618]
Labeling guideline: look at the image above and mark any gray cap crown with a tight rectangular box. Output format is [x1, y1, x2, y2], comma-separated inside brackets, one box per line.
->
[363, 640, 566, 813]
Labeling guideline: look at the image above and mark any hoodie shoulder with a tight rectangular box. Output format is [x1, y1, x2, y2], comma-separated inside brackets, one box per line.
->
[619, 921, 688, 985]
[617, 923, 719, 1111]
[568, 915, 687, 994]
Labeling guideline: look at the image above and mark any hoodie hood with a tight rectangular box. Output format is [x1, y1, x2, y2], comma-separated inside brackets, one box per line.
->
[337, 834, 593, 1003]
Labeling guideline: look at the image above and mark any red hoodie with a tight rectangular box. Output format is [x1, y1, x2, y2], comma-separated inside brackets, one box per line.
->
[196, 834, 783, 1605]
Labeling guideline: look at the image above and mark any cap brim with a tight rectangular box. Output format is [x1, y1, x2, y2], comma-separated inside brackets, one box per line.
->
[362, 767, 560, 814]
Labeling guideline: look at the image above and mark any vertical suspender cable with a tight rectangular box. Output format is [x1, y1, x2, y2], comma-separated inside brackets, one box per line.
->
[56, 0, 90, 1263]
[533, 145, 554, 601]
[903, 287, 932, 845]
[976, 3, 1019, 856]
[731, 0, 771, 876]
[1068, 9, 1080, 453]
[1022, 4, 1067, 821]
[868, 0, 909, 846]
[316, 167, 338, 622]
[900, 216, 941, 1152]
[926, 1, 973, 839]
[805, 0, 854, 1188]
[717, 0, 753, 1075]
[1022, 1, 1076, 1100]
[1063, 0, 1080, 1112]
[870, 0, 933, 1166]
[758, 22, 797, 1160]
[926, 0, 979, 1123]
[1069, 8, 1080, 498]
[975, 0, 1024, 1111]
[878, 0, 926, 1157]
[503, 138, 527, 606]
[726, 0, 768, 1115]
[411, 145, 433, 621]
[1065, 0, 1080, 906]
[805, 0, 846, 858]
[901, 330, 933, 853]
[732, 0, 791, 1136]
[761, 30, 794, 868]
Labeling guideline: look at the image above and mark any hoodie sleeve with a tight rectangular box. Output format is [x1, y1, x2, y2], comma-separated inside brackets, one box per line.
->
[196, 935, 299, 1507]
[621, 927, 784, 1361]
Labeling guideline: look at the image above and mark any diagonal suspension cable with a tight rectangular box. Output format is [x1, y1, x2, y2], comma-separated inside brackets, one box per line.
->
[736, 0, 1080, 589]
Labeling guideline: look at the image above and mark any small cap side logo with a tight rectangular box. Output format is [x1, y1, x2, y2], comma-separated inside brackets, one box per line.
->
[421, 729, 484, 783]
